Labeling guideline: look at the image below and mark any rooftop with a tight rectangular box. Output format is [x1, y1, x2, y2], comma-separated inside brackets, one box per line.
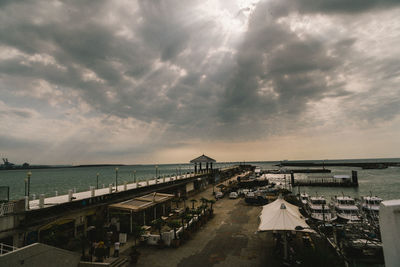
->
[190, 154, 216, 163]
[109, 192, 174, 212]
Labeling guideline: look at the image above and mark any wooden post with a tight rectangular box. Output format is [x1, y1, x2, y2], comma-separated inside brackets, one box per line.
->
[130, 210, 133, 233]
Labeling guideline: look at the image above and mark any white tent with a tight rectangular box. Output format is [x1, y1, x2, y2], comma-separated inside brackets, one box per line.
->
[258, 197, 313, 261]
[258, 197, 312, 232]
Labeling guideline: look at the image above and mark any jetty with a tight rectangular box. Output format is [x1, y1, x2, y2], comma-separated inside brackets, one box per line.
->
[278, 161, 400, 169]
[0, 156, 250, 252]
[291, 171, 359, 187]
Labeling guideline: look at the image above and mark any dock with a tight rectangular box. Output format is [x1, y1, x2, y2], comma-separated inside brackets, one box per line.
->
[291, 171, 359, 187]
[0, 164, 249, 250]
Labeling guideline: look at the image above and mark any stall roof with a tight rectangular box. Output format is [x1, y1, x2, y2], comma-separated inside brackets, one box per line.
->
[109, 192, 174, 212]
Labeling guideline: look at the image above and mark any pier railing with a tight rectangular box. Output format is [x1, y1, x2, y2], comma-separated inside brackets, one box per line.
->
[0, 243, 17, 255]
[0, 202, 14, 217]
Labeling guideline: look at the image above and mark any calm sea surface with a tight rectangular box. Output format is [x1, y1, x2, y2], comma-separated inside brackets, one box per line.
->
[1, 159, 399, 201]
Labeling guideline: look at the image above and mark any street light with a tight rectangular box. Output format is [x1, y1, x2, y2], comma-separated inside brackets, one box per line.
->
[133, 170, 136, 183]
[115, 167, 119, 192]
[96, 173, 100, 189]
[25, 171, 32, 210]
[155, 165, 158, 178]
[27, 171, 32, 198]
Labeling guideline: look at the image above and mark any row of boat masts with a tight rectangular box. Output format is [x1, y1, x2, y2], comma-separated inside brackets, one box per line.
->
[299, 193, 382, 223]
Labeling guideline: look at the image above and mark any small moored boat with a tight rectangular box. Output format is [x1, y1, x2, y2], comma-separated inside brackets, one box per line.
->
[306, 196, 337, 222]
[331, 196, 361, 222]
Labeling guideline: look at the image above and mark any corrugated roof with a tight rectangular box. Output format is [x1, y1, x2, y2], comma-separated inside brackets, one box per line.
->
[190, 154, 216, 163]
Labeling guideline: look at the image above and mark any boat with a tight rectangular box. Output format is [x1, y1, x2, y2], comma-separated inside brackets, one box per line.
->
[299, 193, 309, 205]
[254, 167, 261, 177]
[360, 196, 382, 219]
[306, 196, 337, 222]
[331, 196, 361, 222]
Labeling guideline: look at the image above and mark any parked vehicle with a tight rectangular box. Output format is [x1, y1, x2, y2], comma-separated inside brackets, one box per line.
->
[215, 191, 224, 199]
[229, 192, 238, 199]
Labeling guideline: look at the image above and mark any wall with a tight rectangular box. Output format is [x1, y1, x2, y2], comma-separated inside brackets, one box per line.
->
[379, 199, 400, 267]
[0, 243, 81, 267]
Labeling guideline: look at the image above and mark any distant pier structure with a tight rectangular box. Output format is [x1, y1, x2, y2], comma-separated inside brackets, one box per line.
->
[190, 154, 216, 173]
[291, 170, 359, 187]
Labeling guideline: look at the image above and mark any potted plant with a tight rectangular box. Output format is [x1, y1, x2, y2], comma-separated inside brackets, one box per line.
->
[151, 218, 165, 248]
[167, 220, 181, 248]
[180, 195, 188, 209]
[208, 199, 216, 217]
[131, 223, 145, 247]
[190, 199, 197, 210]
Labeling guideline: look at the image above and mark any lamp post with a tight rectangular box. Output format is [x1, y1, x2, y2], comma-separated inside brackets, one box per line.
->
[155, 165, 158, 179]
[96, 173, 99, 189]
[133, 170, 136, 183]
[27, 171, 32, 198]
[115, 167, 119, 192]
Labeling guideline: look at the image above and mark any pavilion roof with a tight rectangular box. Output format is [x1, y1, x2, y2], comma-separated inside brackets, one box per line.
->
[190, 154, 216, 163]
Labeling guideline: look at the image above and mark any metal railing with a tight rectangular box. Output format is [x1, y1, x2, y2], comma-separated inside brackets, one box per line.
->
[0, 202, 14, 217]
[0, 243, 17, 255]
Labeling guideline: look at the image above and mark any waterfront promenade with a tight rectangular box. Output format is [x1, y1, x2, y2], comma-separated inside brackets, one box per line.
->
[28, 172, 199, 210]
[116, 175, 341, 267]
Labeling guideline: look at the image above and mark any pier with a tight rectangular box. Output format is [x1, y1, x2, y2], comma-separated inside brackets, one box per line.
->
[291, 171, 359, 187]
[0, 163, 249, 249]
[279, 161, 400, 169]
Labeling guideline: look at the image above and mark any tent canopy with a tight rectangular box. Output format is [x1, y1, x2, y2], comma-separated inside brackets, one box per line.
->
[258, 197, 313, 232]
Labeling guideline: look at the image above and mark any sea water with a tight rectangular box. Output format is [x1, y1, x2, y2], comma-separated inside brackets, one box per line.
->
[0, 162, 233, 200]
[1, 159, 399, 201]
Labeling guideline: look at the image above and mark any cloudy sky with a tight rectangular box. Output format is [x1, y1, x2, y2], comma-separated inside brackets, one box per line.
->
[1, 0, 399, 165]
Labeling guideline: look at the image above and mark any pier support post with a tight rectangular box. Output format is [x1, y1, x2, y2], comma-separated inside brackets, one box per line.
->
[68, 190, 73, 202]
[130, 211, 133, 233]
[90, 186, 95, 197]
[25, 196, 29, 210]
[39, 194, 45, 208]
[124, 181, 127, 191]
[163, 175, 165, 183]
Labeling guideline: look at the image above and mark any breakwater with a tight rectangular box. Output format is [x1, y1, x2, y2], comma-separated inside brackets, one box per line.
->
[278, 161, 400, 169]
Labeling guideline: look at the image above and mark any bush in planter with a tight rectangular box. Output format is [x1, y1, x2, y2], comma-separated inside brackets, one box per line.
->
[167, 220, 181, 248]
[131, 223, 145, 247]
[208, 199, 216, 217]
[151, 218, 165, 248]
[190, 199, 198, 210]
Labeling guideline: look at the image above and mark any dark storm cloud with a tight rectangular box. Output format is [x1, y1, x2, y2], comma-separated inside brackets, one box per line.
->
[0, 0, 400, 159]
[218, 1, 345, 133]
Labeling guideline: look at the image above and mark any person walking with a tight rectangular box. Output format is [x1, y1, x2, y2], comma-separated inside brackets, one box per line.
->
[113, 241, 120, 257]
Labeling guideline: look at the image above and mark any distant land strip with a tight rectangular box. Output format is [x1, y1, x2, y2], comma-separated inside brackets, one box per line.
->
[0, 164, 125, 171]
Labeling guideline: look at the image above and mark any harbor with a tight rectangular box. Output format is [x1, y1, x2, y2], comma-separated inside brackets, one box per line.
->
[0, 159, 400, 266]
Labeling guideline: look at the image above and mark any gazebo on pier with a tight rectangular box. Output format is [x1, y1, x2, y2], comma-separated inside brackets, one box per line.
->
[190, 154, 216, 173]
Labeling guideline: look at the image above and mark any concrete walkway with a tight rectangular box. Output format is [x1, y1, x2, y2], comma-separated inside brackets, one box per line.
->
[124, 185, 277, 267]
